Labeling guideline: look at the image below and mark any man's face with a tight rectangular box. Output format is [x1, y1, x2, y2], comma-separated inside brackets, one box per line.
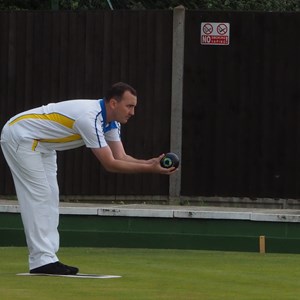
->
[111, 91, 137, 124]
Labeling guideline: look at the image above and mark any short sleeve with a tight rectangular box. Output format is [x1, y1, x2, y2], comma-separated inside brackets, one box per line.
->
[74, 113, 121, 148]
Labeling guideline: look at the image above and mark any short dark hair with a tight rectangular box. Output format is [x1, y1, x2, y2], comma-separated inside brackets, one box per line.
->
[104, 82, 137, 102]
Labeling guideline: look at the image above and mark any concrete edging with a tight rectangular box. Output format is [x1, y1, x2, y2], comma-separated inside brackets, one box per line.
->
[1, 201, 300, 223]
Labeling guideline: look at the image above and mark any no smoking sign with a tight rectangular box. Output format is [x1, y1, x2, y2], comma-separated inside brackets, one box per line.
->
[201, 22, 230, 45]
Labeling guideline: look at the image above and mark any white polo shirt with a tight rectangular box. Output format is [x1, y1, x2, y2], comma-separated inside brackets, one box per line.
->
[4, 99, 121, 152]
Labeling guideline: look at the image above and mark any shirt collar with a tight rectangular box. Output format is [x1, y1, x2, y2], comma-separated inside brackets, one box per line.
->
[99, 99, 118, 133]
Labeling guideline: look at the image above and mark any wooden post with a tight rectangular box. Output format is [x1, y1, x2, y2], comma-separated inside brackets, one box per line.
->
[259, 235, 266, 254]
[170, 5, 185, 204]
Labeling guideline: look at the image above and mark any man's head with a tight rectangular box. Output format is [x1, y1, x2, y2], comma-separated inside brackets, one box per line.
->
[104, 82, 137, 124]
[104, 82, 137, 102]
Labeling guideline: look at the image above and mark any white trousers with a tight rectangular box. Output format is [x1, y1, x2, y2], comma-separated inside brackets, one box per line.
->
[1, 125, 60, 270]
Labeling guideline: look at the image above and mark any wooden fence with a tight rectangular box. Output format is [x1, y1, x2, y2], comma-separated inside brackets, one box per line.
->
[1, 9, 300, 207]
[0, 10, 173, 199]
[182, 11, 300, 206]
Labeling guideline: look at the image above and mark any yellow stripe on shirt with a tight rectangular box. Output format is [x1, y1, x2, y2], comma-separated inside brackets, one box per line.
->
[32, 134, 82, 150]
[39, 134, 81, 143]
[9, 113, 75, 128]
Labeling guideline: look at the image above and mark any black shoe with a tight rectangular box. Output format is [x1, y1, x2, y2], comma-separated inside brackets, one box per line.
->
[63, 263, 79, 275]
[30, 261, 79, 275]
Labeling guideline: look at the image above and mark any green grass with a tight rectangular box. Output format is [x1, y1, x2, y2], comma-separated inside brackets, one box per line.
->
[1, 247, 300, 299]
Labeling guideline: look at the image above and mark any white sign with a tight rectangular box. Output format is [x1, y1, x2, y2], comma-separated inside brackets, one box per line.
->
[201, 22, 230, 46]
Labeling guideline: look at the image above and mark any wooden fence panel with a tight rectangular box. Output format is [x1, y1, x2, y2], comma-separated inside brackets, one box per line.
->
[0, 10, 173, 197]
[182, 11, 300, 199]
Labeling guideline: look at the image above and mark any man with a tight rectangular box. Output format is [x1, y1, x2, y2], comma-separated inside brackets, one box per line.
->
[0, 82, 176, 275]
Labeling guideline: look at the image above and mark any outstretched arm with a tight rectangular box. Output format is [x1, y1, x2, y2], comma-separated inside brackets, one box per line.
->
[106, 140, 157, 164]
[91, 142, 176, 175]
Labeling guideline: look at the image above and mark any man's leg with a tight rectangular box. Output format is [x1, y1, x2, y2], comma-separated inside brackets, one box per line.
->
[1, 141, 60, 269]
[28, 150, 61, 269]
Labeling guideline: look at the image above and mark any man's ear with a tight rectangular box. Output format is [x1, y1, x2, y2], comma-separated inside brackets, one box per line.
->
[109, 98, 118, 109]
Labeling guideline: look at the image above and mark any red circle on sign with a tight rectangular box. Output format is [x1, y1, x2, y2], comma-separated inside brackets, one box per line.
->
[203, 23, 213, 35]
[217, 23, 228, 35]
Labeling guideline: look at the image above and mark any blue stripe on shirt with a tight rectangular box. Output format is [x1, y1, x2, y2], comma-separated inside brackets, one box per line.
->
[95, 110, 103, 147]
[96, 99, 120, 147]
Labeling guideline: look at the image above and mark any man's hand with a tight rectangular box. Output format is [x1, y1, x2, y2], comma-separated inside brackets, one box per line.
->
[146, 154, 178, 175]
